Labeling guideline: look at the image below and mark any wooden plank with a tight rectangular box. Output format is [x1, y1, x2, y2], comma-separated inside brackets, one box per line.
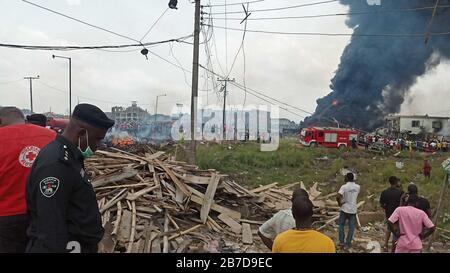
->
[126, 199, 137, 253]
[250, 182, 278, 194]
[176, 239, 192, 253]
[95, 183, 152, 191]
[145, 151, 165, 161]
[241, 223, 253, 245]
[92, 169, 139, 188]
[163, 213, 169, 253]
[126, 185, 158, 201]
[239, 219, 265, 225]
[218, 213, 242, 234]
[190, 195, 241, 220]
[151, 237, 162, 253]
[153, 171, 163, 199]
[98, 221, 116, 253]
[100, 189, 128, 213]
[229, 181, 255, 196]
[117, 210, 132, 243]
[155, 159, 191, 197]
[175, 187, 185, 204]
[173, 172, 211, 185]
[200, 174, 220, 224]
[112, 201, 122, 235]
[168, 224, 203, 240]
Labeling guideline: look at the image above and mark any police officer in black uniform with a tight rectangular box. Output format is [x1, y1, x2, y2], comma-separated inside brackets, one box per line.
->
[26, 104, 114, 253]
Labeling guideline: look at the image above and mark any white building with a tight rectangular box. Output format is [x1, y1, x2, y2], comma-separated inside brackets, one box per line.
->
[386, 115, 450, 137]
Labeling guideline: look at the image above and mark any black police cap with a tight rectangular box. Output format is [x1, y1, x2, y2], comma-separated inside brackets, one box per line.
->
[27, 114, 47, 123]
[72, 103, 115, 130]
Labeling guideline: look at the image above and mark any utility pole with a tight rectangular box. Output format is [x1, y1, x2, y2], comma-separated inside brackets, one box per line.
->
[217, 78, 235, 141]
[24, 76, 39, 113]
[52, 55, 72, 117]
[155, 94, 167, 122]
[189, 0, 201, 164]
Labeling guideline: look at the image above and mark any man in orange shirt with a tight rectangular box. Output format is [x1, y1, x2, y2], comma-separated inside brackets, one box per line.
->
[272, 196, 336, 253]
[0, 107, 56, 252]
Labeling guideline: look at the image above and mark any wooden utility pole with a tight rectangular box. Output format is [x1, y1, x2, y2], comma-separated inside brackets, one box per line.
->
[24, 76, 39, 113]
[189, 0, 201, 164]
[426, 172, 449, 251]
[217, 78, 235, 141]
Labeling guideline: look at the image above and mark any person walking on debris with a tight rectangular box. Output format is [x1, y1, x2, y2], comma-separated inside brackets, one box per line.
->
[26, 104, 114, 253]
[388, 195, 435, 253]
[0, 107, 56, 253]
[258, 188, 309, 250]
[423, 160, 432, 179]
[401, 184, 431, 217]
[272, 196, 336, 253]
[337, 172, 360, 249]
[379, 176, 404, 253]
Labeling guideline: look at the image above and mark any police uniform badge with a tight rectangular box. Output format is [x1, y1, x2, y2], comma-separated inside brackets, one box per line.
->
[39, 177, 60, 198]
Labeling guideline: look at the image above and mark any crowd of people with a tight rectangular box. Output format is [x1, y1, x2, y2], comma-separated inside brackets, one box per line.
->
[259, 173, 436, 253]
[362, 135, 449, 153]
[0, 104, 114, 253]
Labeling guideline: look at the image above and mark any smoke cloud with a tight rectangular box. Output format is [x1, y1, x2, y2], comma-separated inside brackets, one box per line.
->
[305, 0, 450, 130]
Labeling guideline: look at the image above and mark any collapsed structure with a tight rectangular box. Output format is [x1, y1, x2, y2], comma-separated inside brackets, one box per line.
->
[87, 146, 364, 253]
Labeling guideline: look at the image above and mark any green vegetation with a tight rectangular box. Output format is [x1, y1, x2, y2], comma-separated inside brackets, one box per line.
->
[176, 140, 449, 228]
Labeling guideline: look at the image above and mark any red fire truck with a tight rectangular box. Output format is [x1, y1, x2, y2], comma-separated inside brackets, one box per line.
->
[299, 127, 359, 148]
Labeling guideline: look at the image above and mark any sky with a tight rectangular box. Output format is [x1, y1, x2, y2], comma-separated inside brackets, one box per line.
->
[0, 0, 449, 123]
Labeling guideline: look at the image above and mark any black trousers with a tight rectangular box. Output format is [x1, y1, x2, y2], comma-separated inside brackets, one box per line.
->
[0, 214, 29, 253]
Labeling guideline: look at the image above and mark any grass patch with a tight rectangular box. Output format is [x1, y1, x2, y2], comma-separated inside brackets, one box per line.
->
[182, 140, 450, 227]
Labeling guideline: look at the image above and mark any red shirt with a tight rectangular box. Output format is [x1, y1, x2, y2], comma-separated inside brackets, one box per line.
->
[0, 124, 56, 216]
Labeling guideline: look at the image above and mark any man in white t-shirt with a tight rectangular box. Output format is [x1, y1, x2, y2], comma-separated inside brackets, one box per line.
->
[258, 188, 309, 250]
[337, 172, 360, 248]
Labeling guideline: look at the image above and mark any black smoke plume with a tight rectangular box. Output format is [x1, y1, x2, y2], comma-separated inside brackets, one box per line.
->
[304, 0, 450, 131]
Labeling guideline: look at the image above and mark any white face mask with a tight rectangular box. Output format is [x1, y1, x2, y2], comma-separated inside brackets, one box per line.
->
[78, 130, 94, 158]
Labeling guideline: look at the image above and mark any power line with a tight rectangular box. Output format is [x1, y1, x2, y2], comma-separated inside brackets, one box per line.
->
[0, 79, 23, 85]
[203, 24, 450, 37]
[203, 0, 265, 7]
[210, 5, 450, 21]
[140, 7, 170, 42]
[199, 64, 310, 118]
[37, 81, 145, 106]
[22, 0, 140, 43]
[0, 35, 193, 51]
[205, 0, 340, 15]
[225, 4, 248, 78]
[225, 0, 229, 74]
[148, 48, 192, 73]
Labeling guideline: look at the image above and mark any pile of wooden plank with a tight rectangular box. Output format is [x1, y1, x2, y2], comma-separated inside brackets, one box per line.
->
[86, 147, 359, 253]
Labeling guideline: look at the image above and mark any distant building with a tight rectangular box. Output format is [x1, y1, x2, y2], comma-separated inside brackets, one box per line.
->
[111, 101, 150, 123]
[278, 118, 300, 137]
[386, 114, 450, 138]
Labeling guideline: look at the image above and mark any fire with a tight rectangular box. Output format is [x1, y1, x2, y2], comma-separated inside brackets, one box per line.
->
[112, 136, 135, 147]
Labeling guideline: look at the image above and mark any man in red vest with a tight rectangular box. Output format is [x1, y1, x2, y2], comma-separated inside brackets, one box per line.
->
[0, 107, 56, 252]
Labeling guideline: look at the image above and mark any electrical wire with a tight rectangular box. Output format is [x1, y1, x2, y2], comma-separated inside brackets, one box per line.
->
[0, 79, 23, 85]
[140, 7, 170, 42]
[205, 0, 340, 15]
[199, 64, 310, 118]
[0, 35, 193, 51]
[204, 0, 265, 7]
[203, 24, 450, 37]
[22, 0, 141, 43]
[209, 5, 450, 21]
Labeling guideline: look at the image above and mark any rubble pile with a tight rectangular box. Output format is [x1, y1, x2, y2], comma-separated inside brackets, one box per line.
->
[86, 147, 366, 253]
